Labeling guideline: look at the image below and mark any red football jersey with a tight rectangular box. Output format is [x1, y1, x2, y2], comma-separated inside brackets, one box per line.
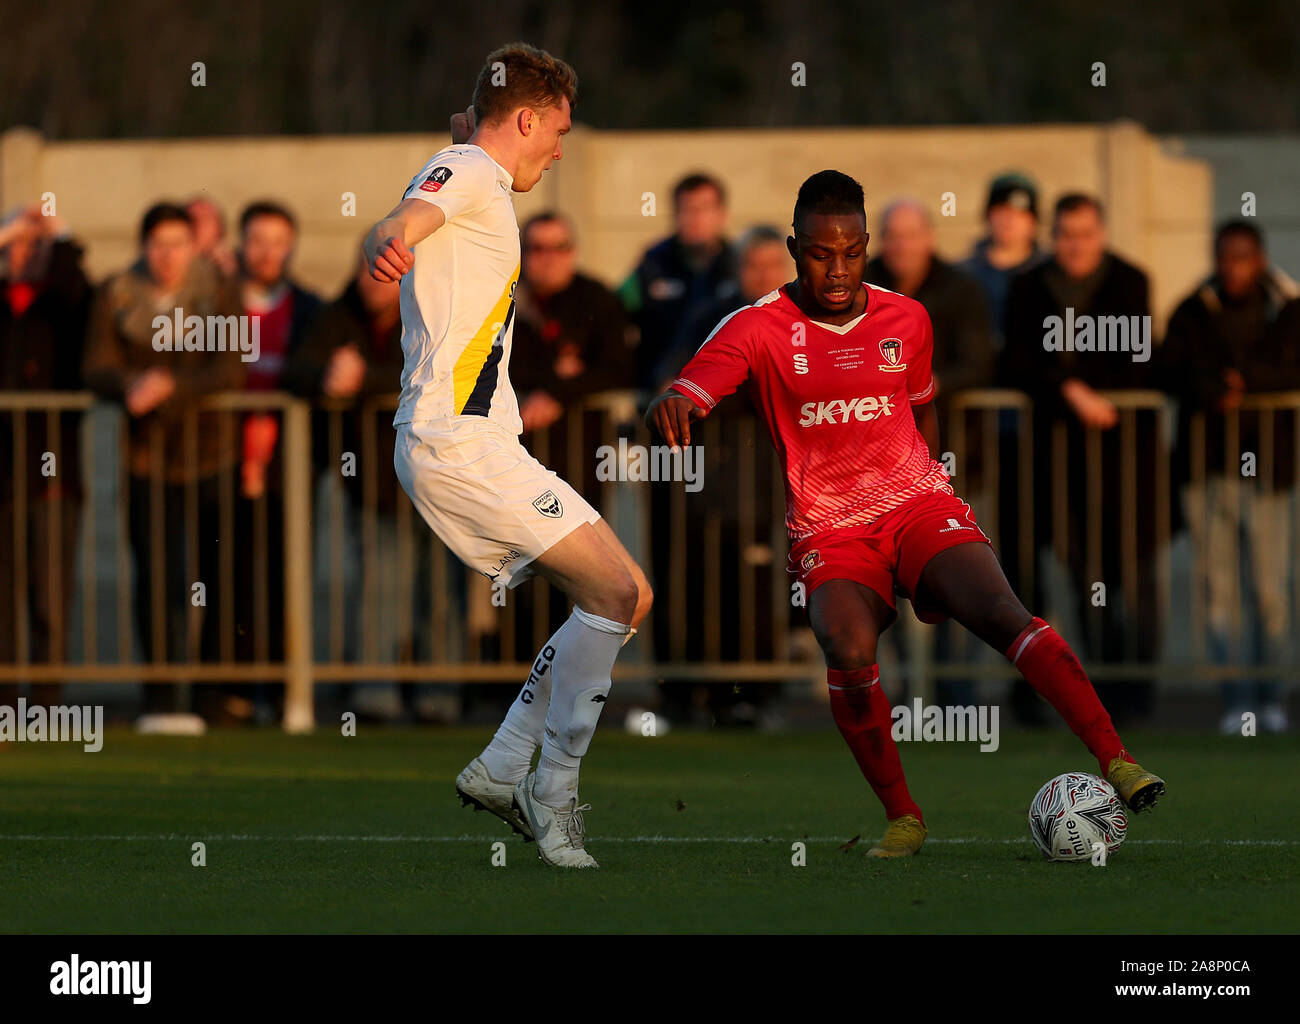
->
[671, 282, 952, 542]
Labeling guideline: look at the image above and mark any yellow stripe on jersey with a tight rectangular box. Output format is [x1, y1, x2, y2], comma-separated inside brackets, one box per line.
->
[452, 263, 520, 415]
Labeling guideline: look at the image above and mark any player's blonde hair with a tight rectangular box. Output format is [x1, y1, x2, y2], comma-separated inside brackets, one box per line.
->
[472, 43, 578, 126]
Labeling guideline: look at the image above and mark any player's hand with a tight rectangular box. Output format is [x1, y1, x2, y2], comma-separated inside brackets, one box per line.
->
[368, 234, 413, 283]
[1061, 378, 1118, 430]
[450, 105, 476, 145]
[646, 392, 705, 450]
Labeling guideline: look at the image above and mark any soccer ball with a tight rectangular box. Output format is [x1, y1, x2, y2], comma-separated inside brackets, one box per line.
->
[1028, 772, 1128, 861]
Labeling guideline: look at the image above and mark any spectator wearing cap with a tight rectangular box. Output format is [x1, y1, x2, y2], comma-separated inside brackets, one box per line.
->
[964, 176, 1045, 691]
[962, 173, 1044, 349]
[619, 173, 736, 390]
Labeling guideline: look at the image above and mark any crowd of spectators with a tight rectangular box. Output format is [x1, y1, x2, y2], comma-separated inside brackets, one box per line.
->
[2, 169, 1297, 731]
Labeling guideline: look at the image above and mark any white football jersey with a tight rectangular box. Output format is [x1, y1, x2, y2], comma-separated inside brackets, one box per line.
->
[393, 144, 522, 432]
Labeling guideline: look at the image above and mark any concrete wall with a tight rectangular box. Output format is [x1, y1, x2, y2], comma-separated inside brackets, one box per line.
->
[2, 121, 1220, 325]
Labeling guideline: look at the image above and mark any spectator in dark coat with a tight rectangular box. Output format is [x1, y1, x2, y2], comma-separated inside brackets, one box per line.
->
[284, 250, 426, 720]
[865, 199, 996, 706]
[82, 202, 246, 722]
[658, 225, 790, 391]
[1002, 193, 1159, 722]
[511, 211, 636, 435]
[284, 250, 404, 514]
[0, 205, 92, 710]
[648, 225, 791, 727]
[1160, 221, 1300, 733]
[504, 212, 639, 679]
[865, 199, 995, 431]
[619, 173, 736, 389]
[207, 200, 322, 724]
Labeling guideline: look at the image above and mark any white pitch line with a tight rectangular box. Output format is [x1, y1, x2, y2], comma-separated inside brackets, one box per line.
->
[0, 835, 1296, 846]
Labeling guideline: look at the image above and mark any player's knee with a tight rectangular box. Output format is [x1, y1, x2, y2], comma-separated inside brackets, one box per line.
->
[595, 569, 639, 624]
[632, 576, 654, 626]
[812, 620, 877, 669]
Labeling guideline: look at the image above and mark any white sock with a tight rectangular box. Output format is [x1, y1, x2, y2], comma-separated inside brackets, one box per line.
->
[478, 641, 558, 785]
[532, 606, 630, 807]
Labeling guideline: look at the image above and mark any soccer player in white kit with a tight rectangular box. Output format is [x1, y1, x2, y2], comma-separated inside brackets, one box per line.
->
[364, 43, 652, 868]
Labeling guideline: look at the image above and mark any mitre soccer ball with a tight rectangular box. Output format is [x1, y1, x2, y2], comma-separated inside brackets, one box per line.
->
[1028, 772, 1128, 861]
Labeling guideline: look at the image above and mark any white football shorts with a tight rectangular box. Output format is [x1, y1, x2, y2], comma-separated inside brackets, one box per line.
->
[394, 416, 600, 589]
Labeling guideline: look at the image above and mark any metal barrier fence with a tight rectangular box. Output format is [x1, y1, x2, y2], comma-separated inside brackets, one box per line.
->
[2, 388, 1297, 728]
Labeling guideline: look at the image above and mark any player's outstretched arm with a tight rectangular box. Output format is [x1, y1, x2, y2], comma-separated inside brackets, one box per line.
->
[646, 390, 706, 451]
[363, 199, 447, 282]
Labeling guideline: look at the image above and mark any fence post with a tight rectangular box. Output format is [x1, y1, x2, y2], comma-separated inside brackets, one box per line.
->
[281, 396, 315, 732]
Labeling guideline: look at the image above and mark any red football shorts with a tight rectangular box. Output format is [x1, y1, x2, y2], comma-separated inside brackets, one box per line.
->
[788, 490, 991, 624]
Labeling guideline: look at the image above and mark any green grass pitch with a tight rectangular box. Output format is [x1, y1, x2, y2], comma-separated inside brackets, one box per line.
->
[1, 726, 1295, 933]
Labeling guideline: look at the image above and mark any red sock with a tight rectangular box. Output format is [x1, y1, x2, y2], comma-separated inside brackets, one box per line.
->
[828, 665, 923, 824]
[1006, 617, 1134, 774]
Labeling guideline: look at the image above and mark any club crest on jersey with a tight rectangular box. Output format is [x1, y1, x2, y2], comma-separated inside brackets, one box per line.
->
[878, 337, 907, 371]
[419, 166, 453, 193]
[800, 550, 822, 574]
[532, 490, 563, 518]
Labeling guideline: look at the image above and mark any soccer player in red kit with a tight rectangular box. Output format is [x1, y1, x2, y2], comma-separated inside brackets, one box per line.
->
[647, 170, 1165, 856]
